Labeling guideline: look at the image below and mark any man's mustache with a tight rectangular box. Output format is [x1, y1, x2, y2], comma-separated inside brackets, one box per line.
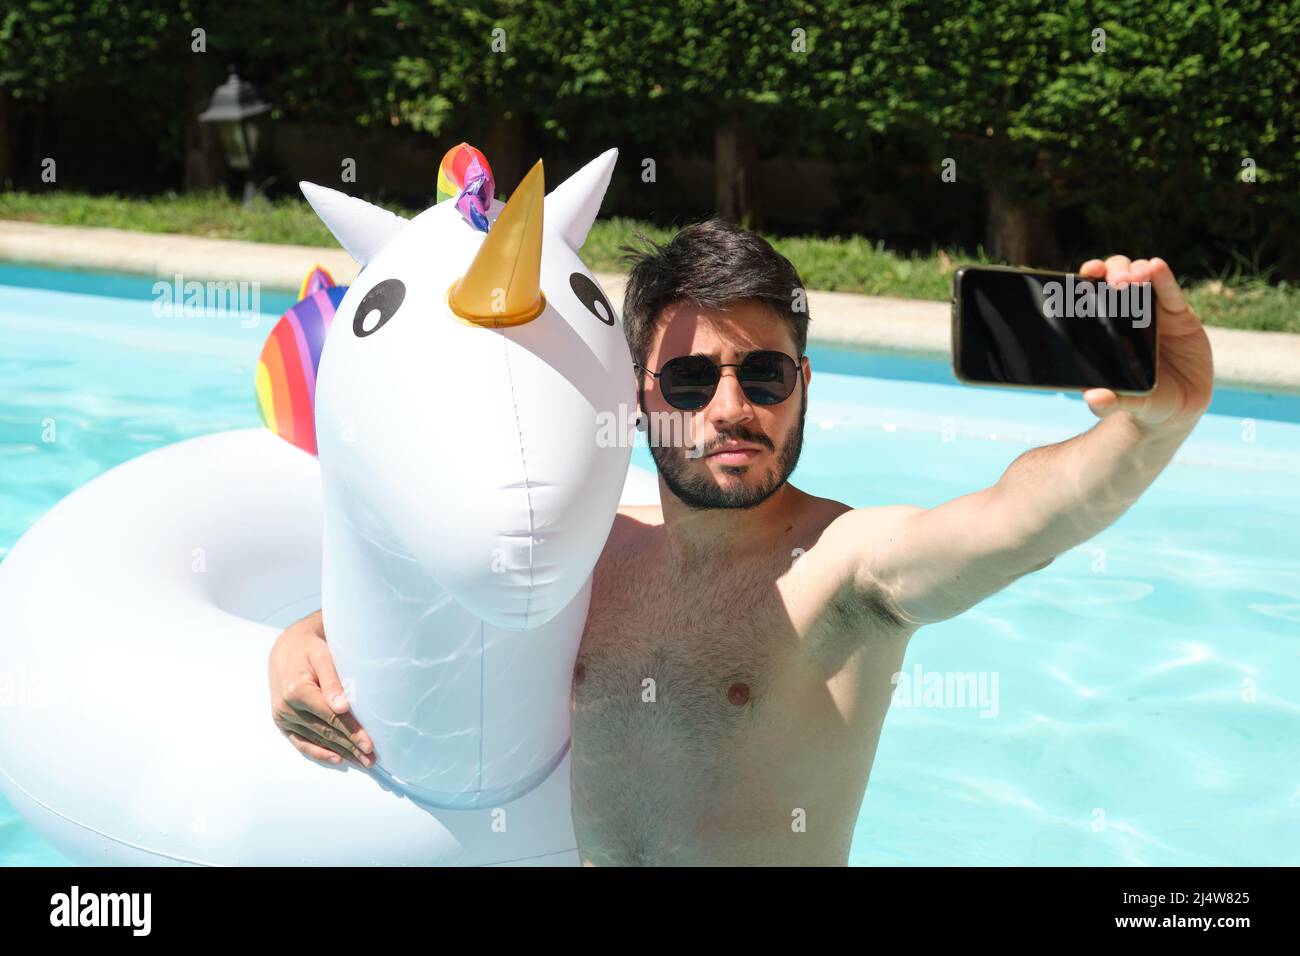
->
[693, 427, 775, 458]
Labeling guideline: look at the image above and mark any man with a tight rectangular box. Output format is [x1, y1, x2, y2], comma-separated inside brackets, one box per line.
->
[269, 220, 1214, 865]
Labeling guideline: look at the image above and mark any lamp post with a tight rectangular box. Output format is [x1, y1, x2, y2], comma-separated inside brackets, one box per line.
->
[198, 67, 273, 206]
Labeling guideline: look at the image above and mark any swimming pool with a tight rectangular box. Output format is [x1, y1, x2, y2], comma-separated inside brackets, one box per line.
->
[2, 263, 1297, 866]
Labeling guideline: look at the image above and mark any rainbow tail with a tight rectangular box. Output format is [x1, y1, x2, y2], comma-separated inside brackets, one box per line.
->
[255, 266, 348, 456]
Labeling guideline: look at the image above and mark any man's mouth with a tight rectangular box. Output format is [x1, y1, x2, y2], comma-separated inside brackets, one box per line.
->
[705, 443, 762, 463]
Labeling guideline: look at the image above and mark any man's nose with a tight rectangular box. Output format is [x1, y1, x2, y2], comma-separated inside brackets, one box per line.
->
[706, 368, 752, 425]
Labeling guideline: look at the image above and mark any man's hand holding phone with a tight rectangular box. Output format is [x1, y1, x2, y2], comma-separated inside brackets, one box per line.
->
[1077, 255, 1214, 434]
[953, 256, 1214, 438]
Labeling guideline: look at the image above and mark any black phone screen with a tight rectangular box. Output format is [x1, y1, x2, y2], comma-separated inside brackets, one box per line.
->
[954, 267, 1158, 393]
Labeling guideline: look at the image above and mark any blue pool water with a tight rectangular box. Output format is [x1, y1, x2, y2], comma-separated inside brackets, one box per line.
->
[2, 262, 1297, 866]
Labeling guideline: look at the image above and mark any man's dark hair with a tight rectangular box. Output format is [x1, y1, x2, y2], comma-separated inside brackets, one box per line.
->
[619, 219, 809, 369]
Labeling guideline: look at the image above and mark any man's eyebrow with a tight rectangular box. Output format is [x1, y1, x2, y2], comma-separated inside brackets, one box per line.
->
[681, 348, 764, 360]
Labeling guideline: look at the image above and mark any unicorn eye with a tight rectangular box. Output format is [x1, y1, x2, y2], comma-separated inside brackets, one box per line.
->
[570, 273, 615, 326]
[353, 279, 407, 337]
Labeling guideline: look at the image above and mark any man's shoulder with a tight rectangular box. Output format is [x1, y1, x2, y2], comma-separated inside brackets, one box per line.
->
[802, 500, 926, 599]
[605, 505, 663, 554]
[591, 507, 661, 584]
[788, 499, 925, 638]
[820, 501, 925, 544]
[616, 504, 664, 525]
[799, 493, 923, 555]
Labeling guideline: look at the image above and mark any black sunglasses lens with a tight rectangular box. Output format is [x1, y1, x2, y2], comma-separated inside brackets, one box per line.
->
[739, 351, 798, 404]
[660, 356, 718, 410]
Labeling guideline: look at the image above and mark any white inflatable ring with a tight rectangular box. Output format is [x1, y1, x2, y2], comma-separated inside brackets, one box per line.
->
[0, 430, 658, 865]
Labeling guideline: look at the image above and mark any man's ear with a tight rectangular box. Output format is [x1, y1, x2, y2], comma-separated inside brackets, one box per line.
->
[634, 380, 647, 433]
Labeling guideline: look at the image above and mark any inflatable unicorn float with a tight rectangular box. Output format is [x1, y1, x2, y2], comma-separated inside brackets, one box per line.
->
[0, 145, 659, 865]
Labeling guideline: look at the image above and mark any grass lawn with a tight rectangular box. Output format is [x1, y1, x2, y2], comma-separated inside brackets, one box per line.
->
[2, 190, 1295, 334]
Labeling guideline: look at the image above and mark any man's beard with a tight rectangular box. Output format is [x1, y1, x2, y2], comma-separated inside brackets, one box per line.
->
[647, 387, 807, 511]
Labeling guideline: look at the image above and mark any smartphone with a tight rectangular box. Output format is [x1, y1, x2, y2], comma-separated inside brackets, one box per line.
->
[952, 265, 1158, 394]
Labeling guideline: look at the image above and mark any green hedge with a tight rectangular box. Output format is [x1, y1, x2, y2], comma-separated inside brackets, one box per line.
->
[1, 0, 1297, 279]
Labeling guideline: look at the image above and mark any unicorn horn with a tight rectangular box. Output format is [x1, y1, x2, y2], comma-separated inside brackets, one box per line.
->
[448, 160, 546, 327]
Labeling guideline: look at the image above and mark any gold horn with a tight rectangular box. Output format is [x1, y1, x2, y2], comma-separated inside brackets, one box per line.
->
[447, 159, 546, 327]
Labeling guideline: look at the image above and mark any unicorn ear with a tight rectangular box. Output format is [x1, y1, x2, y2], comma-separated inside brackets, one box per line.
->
[544, 148, 618, 250]
[299, 182, 408, 267]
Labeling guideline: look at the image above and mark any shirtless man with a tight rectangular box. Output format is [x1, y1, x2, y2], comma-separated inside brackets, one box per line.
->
[269, 220, 1214, 865]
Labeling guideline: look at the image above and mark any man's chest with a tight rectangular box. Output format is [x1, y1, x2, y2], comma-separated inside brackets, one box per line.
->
[578, 556, 775, 753]
[569, 547, 881, 765]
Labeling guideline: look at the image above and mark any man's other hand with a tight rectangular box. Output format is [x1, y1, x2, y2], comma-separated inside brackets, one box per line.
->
[269, 610, 375, 768]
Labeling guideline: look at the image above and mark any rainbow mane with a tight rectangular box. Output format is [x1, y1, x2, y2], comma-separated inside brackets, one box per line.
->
[255, 266, 346, 456]
[437, 142, 495, 232]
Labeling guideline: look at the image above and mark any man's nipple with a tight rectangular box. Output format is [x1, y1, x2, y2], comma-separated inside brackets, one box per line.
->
[727, 681, 750, 706]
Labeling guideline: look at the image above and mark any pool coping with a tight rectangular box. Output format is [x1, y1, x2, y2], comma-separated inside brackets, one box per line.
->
[3, 219, 1298, 395]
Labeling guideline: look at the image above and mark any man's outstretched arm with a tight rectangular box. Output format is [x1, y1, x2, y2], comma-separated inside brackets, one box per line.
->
[841, 255, 1214, 629]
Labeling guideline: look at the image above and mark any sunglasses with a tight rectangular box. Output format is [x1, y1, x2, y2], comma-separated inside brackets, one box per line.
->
[634, 350, 804, 411]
